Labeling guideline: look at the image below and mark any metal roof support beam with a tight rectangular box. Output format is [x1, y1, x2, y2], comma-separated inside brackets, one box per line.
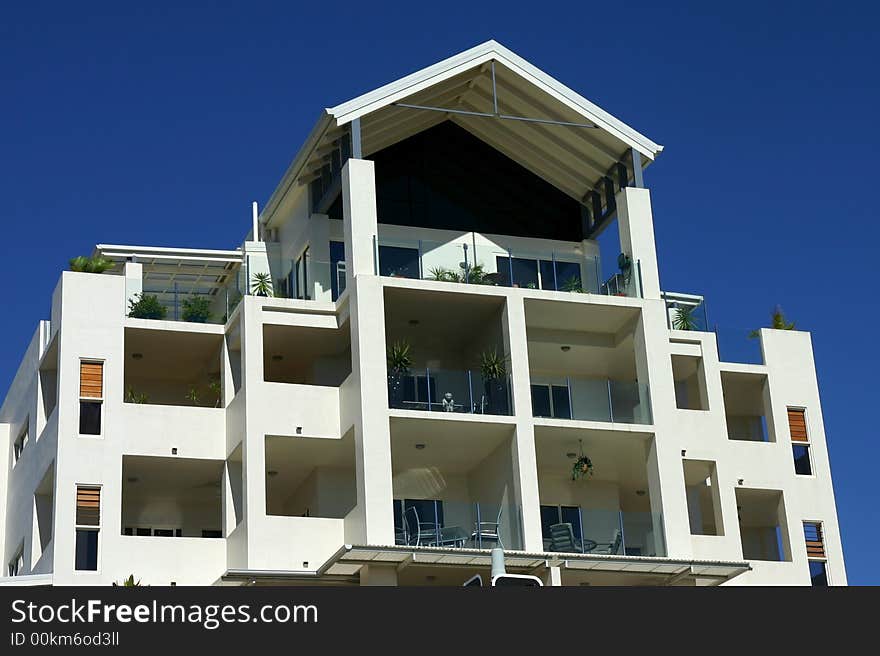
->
[630, 148, 644, 188]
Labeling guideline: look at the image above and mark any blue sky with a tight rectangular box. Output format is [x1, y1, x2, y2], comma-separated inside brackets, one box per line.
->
[2, 2, 877, 583]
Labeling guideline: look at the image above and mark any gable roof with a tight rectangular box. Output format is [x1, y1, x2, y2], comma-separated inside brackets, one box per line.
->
[263, 40, 662, 226]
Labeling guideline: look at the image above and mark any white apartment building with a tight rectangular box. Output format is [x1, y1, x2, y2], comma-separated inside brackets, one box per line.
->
[0, 41, 846, 586]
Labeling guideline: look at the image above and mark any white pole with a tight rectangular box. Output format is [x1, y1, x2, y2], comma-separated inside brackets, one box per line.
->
[251, 201, 259, 241]
[490, 547, 506, 578]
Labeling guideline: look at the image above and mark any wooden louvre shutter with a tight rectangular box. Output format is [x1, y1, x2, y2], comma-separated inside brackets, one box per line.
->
[80, 362, 103, 398]
[788, 408, 808, 443]
[804, 522, 825, 558]
[76, 487, 101, 526]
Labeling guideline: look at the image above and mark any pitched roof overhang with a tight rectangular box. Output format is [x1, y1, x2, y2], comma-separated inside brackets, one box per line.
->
[262, 40, 663, 228]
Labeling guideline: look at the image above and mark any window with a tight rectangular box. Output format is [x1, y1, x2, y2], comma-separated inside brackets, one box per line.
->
[803, 521, 828, 586]
[330, 241, 346, 301]
[13, 419, 29, 465]
[8, 545, 24, 577]
[75, 486, 100, 571]
[496, 256, 582, 291]
[79, 361, 103, 435]
[294, 247, 311, 299]
[789, 408, 812, 475]
[540, 505, 584, 551]
[530, 384, 572, 419]
[378, 245, 420, 279]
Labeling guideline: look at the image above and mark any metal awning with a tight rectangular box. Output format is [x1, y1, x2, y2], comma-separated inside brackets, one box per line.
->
[95, 244, 243, 301]
[220, 544, 749, 586]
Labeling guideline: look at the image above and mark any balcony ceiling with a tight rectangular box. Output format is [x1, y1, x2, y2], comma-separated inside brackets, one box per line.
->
[263, 40, 663, 226]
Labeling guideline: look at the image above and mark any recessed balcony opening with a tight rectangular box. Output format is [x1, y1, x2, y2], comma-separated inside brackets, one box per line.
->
[525, 300, 650, 424]
[384, 288, 510, 415]
[226, 444, 243, 529]
[123, 328, 223, 407]
[262, 322, 351, 386]
[38, 336, 59, 425]
[390, 416, 521, 549]
[682, 459, 723, 536]
[534, 425, 663, 556]
[225, 322, 242, 397]
[722, 371, 772, 442]
[32, 464, 55, 566]
[121, 456, 223, 538]
[735, 488, 791, 562]
[264, 432, 356, 519]
[671, 355, 709, 410]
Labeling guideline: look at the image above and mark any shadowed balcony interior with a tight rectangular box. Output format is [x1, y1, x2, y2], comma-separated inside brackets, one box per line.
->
[534, 425, 664, 557]
[525, 299, 649, 424]
[682, 459, 723, 536]
[722, 371, 772, 442]
[671, 354, 709, 411]
[121, 456, 223, 538]
[384, 287, 510, 414]
[390, 415, 521, 549]
[735, 488, 791, 562]
[262, 321, 351, 386]
[123, 328, 223, 407]
[264, 431, 356, 518]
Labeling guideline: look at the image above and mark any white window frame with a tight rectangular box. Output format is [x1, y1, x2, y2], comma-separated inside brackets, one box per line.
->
[78, 359, 105, 439]
[74, 484, 102, 573]
[803, 519, 829, 585]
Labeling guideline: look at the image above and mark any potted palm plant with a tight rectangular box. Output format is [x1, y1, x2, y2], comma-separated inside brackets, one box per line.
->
[251, 272, 274, 297]
[480, 349, 509, 415]
[386, 340, 413, 409]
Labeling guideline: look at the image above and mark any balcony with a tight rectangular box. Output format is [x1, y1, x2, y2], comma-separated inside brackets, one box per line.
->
[384, 286, 513, 417]
[394, 499, 520, 550]
[530, 376, 651, 425]
[375, 230, 642, 298]
[535, 424, 665, 558]
[388, 367, 511, 415]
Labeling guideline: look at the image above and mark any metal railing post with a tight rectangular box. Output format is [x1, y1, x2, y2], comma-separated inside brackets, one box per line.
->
[433, 502, 441, 548]
[462, 243, 469, 284]
[417, 239, 423, 279]
[425, 368, 432, 411]
[578, 507, 585, 554]
[507, 249, 514, 287]
[618, 510, 627, 556]
[551, 251, 558, 290]
[635, 259, 644, 298]
[372, 235, 379, 275]
[475, 503, 482, 549]
[173, 282, 179, 321]
[607, 379, 614, 422]
[566, 376, 573, 420]
[467, 370, 474, 414]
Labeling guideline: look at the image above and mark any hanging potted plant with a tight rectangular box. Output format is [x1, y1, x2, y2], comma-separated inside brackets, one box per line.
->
[480, 349, 509, 415]
[570, 440, 594, 480]
[386, 340, 413, 409]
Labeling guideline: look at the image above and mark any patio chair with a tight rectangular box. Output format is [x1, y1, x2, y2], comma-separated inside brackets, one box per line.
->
[548, 522, 578, 553]
[470, 507, 503, 549]
[395, 513, 410, 545]
[406, 506, 440, 546]
[592, 529, 622, 555]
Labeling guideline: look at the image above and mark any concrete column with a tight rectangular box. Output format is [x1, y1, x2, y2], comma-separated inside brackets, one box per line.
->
[342, 158, 378, 280]
[545, 565, 562, 586]
[123, 262, 142, 312]
[502, 295, 543, 552]
[243, 241, 272, 296]
[307, 215, 332, 301]
[342, 158, 394, 546]
[616, 187, 660, 300]
[359, 564, 398, 586]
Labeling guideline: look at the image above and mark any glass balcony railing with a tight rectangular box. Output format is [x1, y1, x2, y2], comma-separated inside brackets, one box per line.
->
[540, 506, 666, 557]
[374, 234, 643, 298]
[530, 377, 652, 424]
[388, 368, 512, 415]
[393, 499, 522, 550]
[715, 327, 764, 365]
[127, 285, 236, 324]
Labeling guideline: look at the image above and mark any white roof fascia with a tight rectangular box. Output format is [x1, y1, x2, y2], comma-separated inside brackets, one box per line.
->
[328, 40, 663, 160]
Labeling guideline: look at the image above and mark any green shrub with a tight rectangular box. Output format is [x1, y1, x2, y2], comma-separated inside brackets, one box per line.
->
[128, 293, 167, 320]
[70, 255, 115, 274]
[181, 296, 213, 323]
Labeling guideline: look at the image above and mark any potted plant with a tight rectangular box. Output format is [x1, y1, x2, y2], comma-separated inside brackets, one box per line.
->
[185, 385, 200, 406]
[386, 340, 413, 409]
[125, 387, 149, 404]
[251, 272, 274, 297]
[480, 349, 509, 415]
[749, 305, 795, 338]
[69, 255, 115, 274]
[128, 293, 167, 320]
[672, 305, 698, 331]
[561, 276, 585, 293]
[181, 296, 213, 323]
[570, 440, 594, 480]
[208, 378, 221, 408]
